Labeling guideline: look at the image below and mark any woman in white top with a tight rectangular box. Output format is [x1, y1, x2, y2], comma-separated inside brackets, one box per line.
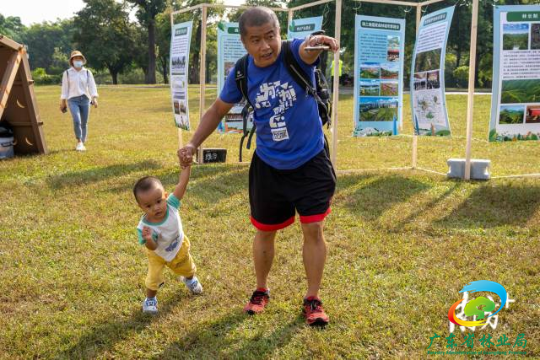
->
[59, 50, 98, 151]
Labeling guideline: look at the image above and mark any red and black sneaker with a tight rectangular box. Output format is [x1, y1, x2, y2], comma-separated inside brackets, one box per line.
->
[244, 288, 270, 315]
[303, 296, 329, 327]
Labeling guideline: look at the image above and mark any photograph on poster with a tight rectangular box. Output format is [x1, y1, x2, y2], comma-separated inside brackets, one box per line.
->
[381, 62, 399, 79]
[173, 99, 188, 117]
[225, 61, 235, 76]
[499, 105, 525, 124]
[387, 35, 400, 62]
[360, 62, 380, 79]
[414, 49, 441, 72]
[380, 81, 398, 96]
[171, 55, 187, 74]
[413, 72, 427, 90]
[503, 23, 529, 50]
[525, 105, 540, 123]
[427, 70, 440, 89]
[359, 97, 398, 122]
[532, 23, 540, 49]
[501, 79, 540, 103]
[360, 80, 380, 96]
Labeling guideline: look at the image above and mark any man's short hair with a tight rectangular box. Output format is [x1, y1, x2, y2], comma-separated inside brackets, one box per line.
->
[239, 6, 280, 38]
[133, 176, 163, 202]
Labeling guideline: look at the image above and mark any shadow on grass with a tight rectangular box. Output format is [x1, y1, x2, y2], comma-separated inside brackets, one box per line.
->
[98, 163, 247, 199]
[47, 160, 161, 189]
[156, 313, 304, 359]
[186, 166, 249, 206]
[436, 183, 540, 228]
[339, 173, 431, 220]
[56, 293, 183, 359]
[389, 182, 462, 232]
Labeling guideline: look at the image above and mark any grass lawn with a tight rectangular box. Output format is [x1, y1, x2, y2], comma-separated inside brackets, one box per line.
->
[1, 85, 539, 359]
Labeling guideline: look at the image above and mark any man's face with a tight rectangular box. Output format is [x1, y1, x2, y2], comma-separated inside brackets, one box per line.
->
[242, 22, 281, 68]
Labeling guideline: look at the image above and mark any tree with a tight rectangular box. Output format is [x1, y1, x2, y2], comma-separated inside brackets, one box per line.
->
[23, 20, 74, 73]
[172, 0, 222, 84]
[126, 0, 167, 84]
[155, 10, 171, 84]
[0, 14, 26, 43]
[73, 0, 136, 84]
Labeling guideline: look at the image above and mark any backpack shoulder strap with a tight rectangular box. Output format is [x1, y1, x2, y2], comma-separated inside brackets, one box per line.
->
[281, 40, 317, 98]
[234, 54, 253, 108]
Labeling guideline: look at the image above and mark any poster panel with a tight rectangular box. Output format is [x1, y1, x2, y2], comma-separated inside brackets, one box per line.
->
[353, 15, 405, 137]
[288, 16, 323, 39]
[217, 22, 249, 133]
[410, 6, 454, 136]
[490, 5, 540, 141]
[170, 21, 193, 130]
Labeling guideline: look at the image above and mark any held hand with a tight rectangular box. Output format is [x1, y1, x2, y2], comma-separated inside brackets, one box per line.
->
[178, 144, 196, 169]
[306, 35, 340, 52]
[91, 98, 98, 108]
[59, 101, 67, 113]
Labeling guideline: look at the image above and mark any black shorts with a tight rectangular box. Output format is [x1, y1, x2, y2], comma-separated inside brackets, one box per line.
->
[249, 148, 336, 231]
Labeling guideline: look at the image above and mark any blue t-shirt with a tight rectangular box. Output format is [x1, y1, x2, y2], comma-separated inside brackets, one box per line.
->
[219, 38, 324, 170]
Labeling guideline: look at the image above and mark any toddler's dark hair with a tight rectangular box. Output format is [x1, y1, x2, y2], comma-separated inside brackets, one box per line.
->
[133, 176, 162, 202]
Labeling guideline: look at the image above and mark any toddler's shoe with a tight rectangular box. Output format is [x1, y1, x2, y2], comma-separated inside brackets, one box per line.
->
[76, 142, 86, 151]
[181, 276, 203, 295]
[142, 297, 158, 314]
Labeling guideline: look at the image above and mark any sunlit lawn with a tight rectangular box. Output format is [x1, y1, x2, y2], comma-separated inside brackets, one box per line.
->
[0, 85, 538, 358]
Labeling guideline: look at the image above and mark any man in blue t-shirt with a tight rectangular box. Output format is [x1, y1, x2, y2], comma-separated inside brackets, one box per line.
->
[179, 6, 338, 327]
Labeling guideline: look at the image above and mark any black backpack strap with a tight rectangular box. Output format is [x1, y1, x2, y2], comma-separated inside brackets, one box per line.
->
[282, 40, 330, 125]
[235, 54, 256, 162]
[281, 40, 318, 99]
[235, 54, 255, 136]
[234, 55, 252, 111]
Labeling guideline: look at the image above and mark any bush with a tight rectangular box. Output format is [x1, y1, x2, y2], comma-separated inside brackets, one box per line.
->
[32, 68, 61, 85]
[453, 66, 469, 88]
[445, 53, 457, 88]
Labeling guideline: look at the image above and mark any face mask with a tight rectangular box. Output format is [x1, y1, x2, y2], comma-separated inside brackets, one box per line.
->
[73, 60, 84, 68]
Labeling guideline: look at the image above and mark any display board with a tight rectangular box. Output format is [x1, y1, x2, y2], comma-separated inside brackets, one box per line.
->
[353, 15, 405, 137]
[216, 21, 249, 133]
[410, 6, 454, 136]
[288, 16, 323, 39]
[490, 5, 540, 142]
[170, 21, 193, 130]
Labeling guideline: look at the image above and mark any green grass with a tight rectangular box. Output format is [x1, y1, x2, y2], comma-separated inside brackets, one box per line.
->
[1, 85, 539, 359]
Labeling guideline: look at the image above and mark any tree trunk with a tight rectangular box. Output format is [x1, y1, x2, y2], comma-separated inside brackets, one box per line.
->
[146, 18, 157, 84]
[189, 20, 201, 84]
[107, 65, 119, 85]
[161, 57, 168, 84]
[456, 7, 462, 67]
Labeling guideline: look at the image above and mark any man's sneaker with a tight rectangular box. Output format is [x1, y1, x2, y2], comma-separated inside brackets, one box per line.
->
[181, 276, 203, 295]
[142, 297, 158, 314]
[244, 288, 270, 315]
[76, 142, 86, 151]
[303, 296, 329, 327]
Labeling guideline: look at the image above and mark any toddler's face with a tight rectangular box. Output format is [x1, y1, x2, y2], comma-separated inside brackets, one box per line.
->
[137, 186, 168, 221]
